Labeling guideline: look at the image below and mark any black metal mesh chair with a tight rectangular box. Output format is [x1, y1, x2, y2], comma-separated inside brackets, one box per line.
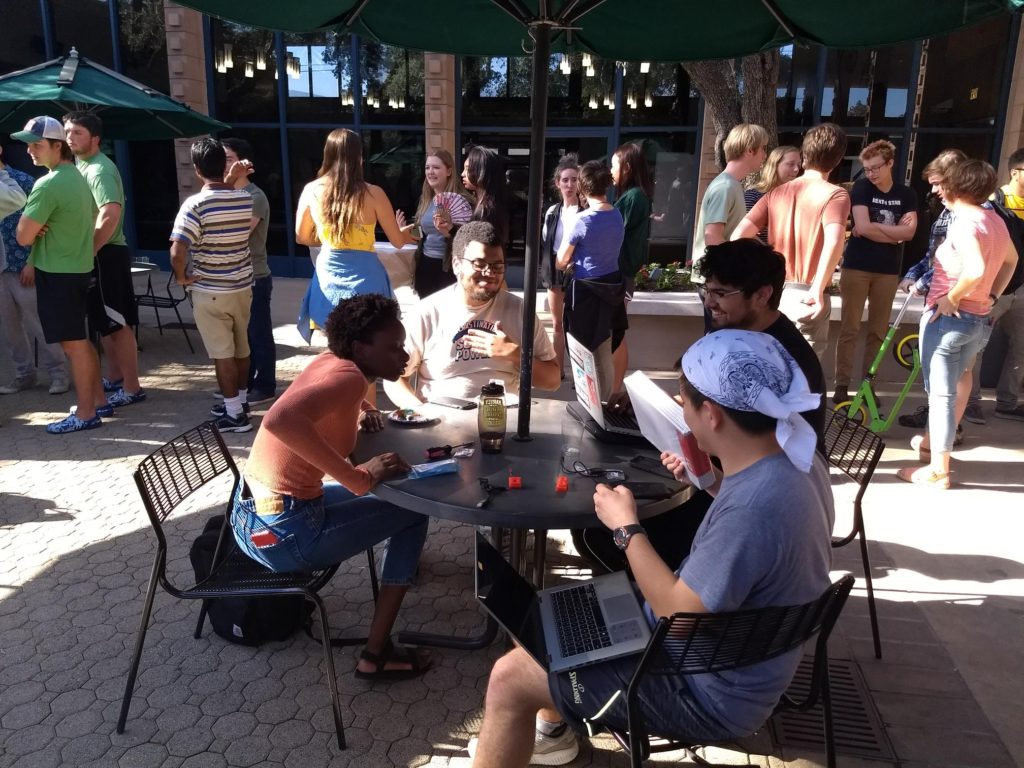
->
[609, 574, 855, 768]
[134, 271, 194, 353]
[116, 421, 378, 750]
[824, 410, 885, 659]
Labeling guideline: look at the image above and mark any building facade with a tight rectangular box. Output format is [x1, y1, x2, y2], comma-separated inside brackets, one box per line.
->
[2, 1, 1021, 275]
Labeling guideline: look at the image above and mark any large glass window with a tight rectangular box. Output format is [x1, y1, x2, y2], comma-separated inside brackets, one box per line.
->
[822, 44, 914, 129]
[776, 44, 820, 128]
[361, 42, 423, 126]
[621, 132, 699, 263]
[52, 0, 115, 68]
[284, 32, 355, 124]
[919, 16, 1011, 129]
[461, 55, 616, 127]
[2, 4, 45, 74]
[220, 129, 288, 255]
[127, 140, 179, 250]
[118, 0, 169, 94]
[211, 20, 278, 123]
[621, 62, 700, 127]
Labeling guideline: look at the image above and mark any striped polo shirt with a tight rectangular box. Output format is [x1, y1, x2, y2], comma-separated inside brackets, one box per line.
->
[170, 186, 254, 293]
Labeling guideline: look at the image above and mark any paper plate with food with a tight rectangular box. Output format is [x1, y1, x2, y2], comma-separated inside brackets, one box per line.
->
[388, 408, 437, 427]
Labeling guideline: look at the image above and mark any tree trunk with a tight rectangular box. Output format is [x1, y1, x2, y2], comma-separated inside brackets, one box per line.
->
[683, 59, 741, 170]
[740, 50, 781, 150]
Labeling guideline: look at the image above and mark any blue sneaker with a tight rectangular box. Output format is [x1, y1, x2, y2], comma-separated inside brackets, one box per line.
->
[102, 377, 124, 393]
[71, 403, 115, 418]
[107, 388, 147, 407]
[47, 413, 102, 434]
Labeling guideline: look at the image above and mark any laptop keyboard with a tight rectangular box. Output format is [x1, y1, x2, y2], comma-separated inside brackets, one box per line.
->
[602, 406, 640, 431]
[552, 583, 612, 658]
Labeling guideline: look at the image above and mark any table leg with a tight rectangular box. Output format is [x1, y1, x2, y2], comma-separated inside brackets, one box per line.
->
[532, 529, 547, 589]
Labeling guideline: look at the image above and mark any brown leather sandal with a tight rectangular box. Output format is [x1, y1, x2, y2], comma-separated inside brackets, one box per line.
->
[354, 639, 431, 681]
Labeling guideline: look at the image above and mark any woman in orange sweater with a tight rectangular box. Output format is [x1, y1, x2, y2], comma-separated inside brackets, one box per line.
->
[231, 294, 430, 679]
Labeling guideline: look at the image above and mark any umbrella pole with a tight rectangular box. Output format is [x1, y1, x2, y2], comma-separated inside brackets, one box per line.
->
[515, 21, 551, 441]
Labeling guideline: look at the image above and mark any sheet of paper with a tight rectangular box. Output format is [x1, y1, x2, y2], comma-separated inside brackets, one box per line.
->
[623, 371, 689, 455]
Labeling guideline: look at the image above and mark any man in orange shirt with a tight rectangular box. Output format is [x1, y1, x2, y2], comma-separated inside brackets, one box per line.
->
[733, 123, 851, 356]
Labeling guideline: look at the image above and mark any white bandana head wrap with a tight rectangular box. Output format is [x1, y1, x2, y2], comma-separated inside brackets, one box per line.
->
[681, 330, 821, 472]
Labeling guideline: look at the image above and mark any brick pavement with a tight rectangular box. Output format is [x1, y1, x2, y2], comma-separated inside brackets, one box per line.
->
[0, 274, 1020, 767]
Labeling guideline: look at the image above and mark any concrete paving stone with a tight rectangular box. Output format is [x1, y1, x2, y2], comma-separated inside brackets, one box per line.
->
[240, 676, 285, 706]
[348, 690, 392, 719]
[54, 707, 105, 739]
[0, 700, 50, 730]
[0, 659, 40, 686]
[384, 678, 431, 705]
[211, 711, 258, 741]
[0, 679, 47, 713]
[282, 734, 337, 768]
[60, 732, 111, 763]
[368, 711, 411, 741]
[6, 745, 64, 768]
[148, 701, 200, 733]
[68, 590, 107, 613]
[0, 641, 35, 665]
[441, 685, 484, 714]
[118, 742, 170, 767]
[254, 698, 299, 725]
[83, 635, 129, 662]
[198, 690, 246, 718]
[861, 661, 972, 698]
[387, 736, 435, 767]
[406, 698, 450, 729]
[38, 648, 84, 675]
[49, 687, 98, 717]
[227, 659, 271, 686]
[267, 719, 315, 750]
[42, 659, 92, 692]
[166, 727, 217, 758]
[848, 637, 957, 668]
[223, 737, 275, 768]
[179, 755, 228, 768]
[110, 715, 159, 749]
[189, 670, 233, 696]
[421, 664, 461, 692]
[887, 724, 1016, 767]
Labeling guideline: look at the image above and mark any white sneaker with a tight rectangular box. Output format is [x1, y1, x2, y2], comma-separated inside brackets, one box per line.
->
[467, 726, 579, 766]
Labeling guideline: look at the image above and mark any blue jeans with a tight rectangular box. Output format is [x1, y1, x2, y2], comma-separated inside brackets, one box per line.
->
[920, 307, 990, 453]
[247, 275, 276, 395]
[231, 481, 429, 585]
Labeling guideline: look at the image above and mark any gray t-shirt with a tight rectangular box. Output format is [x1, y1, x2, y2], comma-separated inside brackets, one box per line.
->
[420, 199, 447, 259]
[245, 182, 271, 278]
[648, 452, 834, 736]
[691, 171, 746, 281]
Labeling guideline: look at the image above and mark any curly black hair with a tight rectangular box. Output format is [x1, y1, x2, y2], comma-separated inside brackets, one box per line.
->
[325, 294, 402, 360]
[698, 240, 786, 310]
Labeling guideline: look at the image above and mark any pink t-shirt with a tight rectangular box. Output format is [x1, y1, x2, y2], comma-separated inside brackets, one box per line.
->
[927, 206, 1011, 316]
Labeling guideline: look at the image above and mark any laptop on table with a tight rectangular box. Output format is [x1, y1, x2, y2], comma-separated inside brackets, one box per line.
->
[474, 532, 650, 673]
[565, 333, 648, 444]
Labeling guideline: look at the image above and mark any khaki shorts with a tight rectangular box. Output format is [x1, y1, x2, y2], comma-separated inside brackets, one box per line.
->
[192, 288, 252, 359]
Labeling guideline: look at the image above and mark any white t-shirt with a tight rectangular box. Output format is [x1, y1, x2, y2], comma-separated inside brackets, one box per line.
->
[553, 204, 579, 255]
[402, 284, 557, 401]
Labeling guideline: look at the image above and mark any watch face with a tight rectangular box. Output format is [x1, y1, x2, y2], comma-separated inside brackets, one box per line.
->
[613, 527, 629, 550]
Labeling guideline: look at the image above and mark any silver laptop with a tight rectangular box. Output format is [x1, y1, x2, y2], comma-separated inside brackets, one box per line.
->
[565, 333, 643, 438]
[474, 532, 650, 673]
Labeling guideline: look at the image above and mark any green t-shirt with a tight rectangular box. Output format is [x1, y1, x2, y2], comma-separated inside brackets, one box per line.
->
[22, 164, 96, 274]
[614, 185, 652, 277]
[245, 182, 271, 278]
[691, 171, 746, 281]
[77, 151, 126, 247]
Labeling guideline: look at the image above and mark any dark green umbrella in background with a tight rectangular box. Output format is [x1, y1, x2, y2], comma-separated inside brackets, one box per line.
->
[179, 0, 1022, 437]
[0, 47, 229, 140]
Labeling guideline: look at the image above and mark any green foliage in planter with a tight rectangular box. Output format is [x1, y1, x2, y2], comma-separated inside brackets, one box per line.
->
[635, 262, 695, 292]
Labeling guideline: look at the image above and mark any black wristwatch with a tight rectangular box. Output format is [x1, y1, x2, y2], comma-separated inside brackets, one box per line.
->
[613, 524, 646, 552]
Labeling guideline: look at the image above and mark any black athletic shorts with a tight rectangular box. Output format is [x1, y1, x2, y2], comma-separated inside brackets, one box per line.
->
[35, 269, 91, 344]
[547, 653, 734, 743]
[87, 243, 138, 335]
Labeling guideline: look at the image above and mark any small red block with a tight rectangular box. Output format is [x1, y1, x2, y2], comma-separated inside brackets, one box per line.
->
[507, 476, 522, 489]
[555, 475, 569, 493]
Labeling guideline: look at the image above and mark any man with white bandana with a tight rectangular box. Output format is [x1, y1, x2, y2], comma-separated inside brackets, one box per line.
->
[469, 331, 835, 768]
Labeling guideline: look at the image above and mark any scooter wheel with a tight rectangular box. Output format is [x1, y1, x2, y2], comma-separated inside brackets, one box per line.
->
[834, 401, 868, 425]
[893, 333, 919, 371]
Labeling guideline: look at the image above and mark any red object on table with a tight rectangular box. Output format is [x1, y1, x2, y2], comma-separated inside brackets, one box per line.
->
[507, 475, 523, 489]
[555, 475, 569, 493]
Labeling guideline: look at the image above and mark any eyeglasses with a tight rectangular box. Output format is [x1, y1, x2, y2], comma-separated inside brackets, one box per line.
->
[863, 163, 889, 175]
[698, 285, 743, 301]
[460, 258, 506, 274]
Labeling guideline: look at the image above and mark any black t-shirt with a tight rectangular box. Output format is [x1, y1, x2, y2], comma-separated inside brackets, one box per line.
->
[763, 313, 827, 455]
[843, 177, 918, 275]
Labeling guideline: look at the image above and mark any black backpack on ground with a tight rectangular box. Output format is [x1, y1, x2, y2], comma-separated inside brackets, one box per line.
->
[188, 515, 313, 646]
[990, 189, 1024, 295]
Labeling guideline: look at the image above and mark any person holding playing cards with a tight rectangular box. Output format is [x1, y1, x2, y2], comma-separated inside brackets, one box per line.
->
[410, 149, 472, 298]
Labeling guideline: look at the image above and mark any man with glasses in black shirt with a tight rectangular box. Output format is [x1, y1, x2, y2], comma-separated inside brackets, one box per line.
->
[384, 220, 560, 407]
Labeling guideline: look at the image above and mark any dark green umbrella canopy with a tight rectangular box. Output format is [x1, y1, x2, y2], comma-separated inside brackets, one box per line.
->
[0, 48, 229, 140]
[179, 0, 1022, 59]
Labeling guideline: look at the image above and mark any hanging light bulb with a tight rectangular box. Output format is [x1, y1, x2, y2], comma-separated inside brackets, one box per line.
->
[606, 93, 614, 109]
[640, 61, 650, 74]
[399, 96, 406, 109]
[586, 65, 595, 77]
[644, 95, 653, 107]
[560, 54, 571, 75]
[581, 53, 592, 68]
[588, 95, 598, 109]
[256, 51, 266, 70]
[244, 61, 254, 78]
[223, 43, 233, 69]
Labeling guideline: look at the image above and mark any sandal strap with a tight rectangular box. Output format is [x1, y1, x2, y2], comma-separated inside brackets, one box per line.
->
[359, 637, 395, 667]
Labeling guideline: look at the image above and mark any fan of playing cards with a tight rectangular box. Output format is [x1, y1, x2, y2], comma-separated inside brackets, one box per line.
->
[434, 192, 473, 225]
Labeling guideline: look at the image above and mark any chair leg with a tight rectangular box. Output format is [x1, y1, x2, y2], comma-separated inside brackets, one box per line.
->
[365, 548, 379, 603]
[857, 528, 882, 659]
[310, 591, 346, 750]
[171, 302, 195, 353]
[117, 563, 161, 733]
[194, 600, 210, 639]
[821, 655, 836, 768]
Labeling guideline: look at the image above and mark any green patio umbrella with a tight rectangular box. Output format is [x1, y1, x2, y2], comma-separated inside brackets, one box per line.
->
[180, 0, 1021, 438]
[0, 48, 229, 140]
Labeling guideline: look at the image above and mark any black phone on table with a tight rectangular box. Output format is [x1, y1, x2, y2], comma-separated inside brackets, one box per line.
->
[629, 455, 674, 479]
[430, 396, 477, 410]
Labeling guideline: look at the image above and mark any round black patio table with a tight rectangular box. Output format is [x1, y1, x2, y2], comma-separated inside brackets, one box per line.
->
[355, 397, 691, 648]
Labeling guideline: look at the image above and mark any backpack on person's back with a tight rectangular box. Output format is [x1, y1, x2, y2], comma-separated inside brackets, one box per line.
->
[990, 188, 1024, 295]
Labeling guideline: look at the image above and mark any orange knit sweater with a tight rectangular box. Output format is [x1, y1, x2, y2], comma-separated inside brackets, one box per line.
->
[245, 353, 375, 499]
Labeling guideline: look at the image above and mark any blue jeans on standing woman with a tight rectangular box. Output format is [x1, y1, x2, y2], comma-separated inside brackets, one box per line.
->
[231, 481, 429, 585]
[920, 306, 990, 453]
[247, 275, 276, 395]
